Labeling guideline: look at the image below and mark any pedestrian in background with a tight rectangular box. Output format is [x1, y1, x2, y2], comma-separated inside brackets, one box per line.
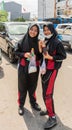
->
[14, 24, 42, 115]
[39, 23, 66, 129]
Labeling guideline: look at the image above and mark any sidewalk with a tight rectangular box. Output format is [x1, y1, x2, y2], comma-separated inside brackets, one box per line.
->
[0, 55, 72, 130]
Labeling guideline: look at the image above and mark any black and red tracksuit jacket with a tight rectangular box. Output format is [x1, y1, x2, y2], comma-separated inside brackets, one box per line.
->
[14, 39, 42, 67]
[45, 36, 66, 70]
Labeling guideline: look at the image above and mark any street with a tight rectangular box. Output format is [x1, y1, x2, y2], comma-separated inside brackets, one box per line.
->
[0, 51, 72, 130]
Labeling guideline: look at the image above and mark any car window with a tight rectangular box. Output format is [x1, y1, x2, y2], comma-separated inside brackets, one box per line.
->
[65, 26, 71, 30]
[63, 25, 72, 35]
[58, 25, 68, 29]
[7, 24, 28, 35]
[39, 23, 44, 29]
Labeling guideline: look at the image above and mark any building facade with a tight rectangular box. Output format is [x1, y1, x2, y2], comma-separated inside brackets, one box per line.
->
[38, 0, 72, 20]
[56, 0, 72, 17]
[4, 2, 30, 21]
[38, 0, 55, 20]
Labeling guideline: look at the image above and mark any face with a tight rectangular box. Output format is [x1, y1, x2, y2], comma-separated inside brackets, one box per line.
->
[43, 26, 51, 36]
[29, 26, 38, 38]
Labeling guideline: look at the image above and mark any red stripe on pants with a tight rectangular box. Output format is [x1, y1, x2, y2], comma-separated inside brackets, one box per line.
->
[45, 70, 57, 117]
[33, 92, 36, 100]
[18, 92, 20, 105]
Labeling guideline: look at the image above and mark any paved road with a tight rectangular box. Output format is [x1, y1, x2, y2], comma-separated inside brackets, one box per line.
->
[0, 52, 72, 130]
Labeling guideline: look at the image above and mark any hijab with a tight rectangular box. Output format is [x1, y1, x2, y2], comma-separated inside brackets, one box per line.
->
[43, 23, 58, 53]
[43, 23, 58, 39]
[21, 24, 39, 54]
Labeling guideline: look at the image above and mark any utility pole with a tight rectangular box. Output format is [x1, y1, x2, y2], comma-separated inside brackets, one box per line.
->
[66, 0, 69, 16]
[66, 0, 69, 8]
[54, 0, 56, 18]
[43, 0, 46, 19]
[43, 0, 44, 19]
[44, 0, 46, 18]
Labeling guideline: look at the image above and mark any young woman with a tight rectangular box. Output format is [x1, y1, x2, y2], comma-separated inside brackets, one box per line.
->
[39, 23, 66, 129]
[14, 24, 42, 115]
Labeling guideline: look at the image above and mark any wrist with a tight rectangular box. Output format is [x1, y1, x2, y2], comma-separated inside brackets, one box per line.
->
[50, 56, 53, 60]
[47, 55, 53, 60]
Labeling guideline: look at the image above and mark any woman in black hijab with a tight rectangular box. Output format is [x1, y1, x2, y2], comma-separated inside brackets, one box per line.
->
[39, 23, 66, 129]
[14, 24, 42, 115]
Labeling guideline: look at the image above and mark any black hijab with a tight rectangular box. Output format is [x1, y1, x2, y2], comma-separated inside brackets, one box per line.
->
[43, 23, 58, 39]
[21, 23, 39, 54]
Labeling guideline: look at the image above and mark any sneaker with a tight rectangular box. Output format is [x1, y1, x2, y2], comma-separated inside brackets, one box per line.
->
[40, 110, 48, 116]
[31, 103, 41, 111]
[18, 107, 24, 116]
[44, 117, 57, 129]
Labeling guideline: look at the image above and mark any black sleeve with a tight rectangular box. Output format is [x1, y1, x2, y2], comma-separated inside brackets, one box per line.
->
[36, 52, 43, 61]
[14, 39, 24, 58]
[36, 40, 43, 61]
[53, 43, 67, 61]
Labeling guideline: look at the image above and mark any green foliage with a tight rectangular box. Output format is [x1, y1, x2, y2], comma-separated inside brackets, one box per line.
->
[0, 10, 8, 22]
[13, 17, 26, 22]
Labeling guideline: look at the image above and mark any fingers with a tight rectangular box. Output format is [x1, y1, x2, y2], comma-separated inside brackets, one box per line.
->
[39, 40, 44, 45]
[24, 52, 31, 58]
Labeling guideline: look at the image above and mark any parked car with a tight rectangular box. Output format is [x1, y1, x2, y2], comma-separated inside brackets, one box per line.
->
[0, 21, 50, 63]
[56, 23, 72, 50]
[0, 22, 28, 63]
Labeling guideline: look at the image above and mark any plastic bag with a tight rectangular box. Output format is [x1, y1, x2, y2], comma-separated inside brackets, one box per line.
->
[40, 58, 46, 75]
[28, 55, 37, 74]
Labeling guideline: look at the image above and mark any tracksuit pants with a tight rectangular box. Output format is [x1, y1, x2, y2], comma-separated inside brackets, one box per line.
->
[18, 65, 39, 108]
[41, 69, 58, 117]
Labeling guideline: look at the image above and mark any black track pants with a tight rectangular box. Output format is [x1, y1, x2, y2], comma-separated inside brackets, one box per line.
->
[18, 65, 39, 108]
[41, 69, 58, 117]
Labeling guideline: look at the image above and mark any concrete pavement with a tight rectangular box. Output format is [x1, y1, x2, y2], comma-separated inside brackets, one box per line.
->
[0, 52, 72, 130]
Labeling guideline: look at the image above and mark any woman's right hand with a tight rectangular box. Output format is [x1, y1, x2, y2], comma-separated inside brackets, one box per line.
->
[24, 52, 31, 59]
[38, 40, 46, 53]
[38, 40, 45, 53]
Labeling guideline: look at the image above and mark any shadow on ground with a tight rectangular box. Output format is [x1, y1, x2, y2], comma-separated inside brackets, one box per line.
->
[65, 48, 72, 55]
[0, 67, 4, 79]
[23, 108, 72, 130]
[2, 52, 17, 69]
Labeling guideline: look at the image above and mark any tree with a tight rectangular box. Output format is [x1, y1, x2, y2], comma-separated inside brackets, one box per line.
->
[0, 10, 8, 21]
[13, 17, 26, 22]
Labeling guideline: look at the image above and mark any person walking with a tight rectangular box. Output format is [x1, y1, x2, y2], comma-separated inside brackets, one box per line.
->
[39, 23, 66, 129]
[14, 24, 42, 116]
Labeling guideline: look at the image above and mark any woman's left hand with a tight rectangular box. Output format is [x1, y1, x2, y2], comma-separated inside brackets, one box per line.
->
[43, 52, 53, 60]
